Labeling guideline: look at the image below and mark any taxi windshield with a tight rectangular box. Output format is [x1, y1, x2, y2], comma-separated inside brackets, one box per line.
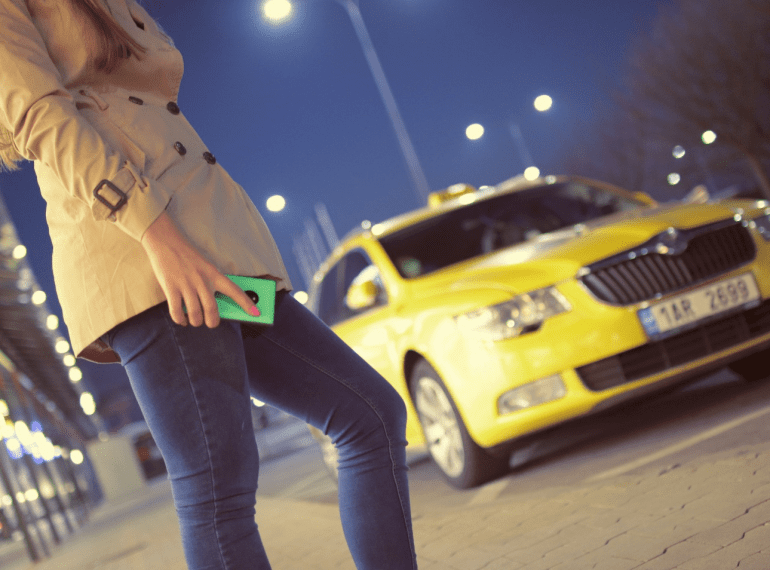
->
[379, 180, 645, 278]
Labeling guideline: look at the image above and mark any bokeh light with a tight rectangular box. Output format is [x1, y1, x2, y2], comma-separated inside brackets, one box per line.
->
[465, 123, 484, 140]
[266, 195, 286, 212]
[668, 173, 681, 185]
[533, 95, 553, 112]
[70, 449, 84, 465]
[672, 145, 686, 159]
[523, 166, 541, 180]
[701, 130, 717, 145]
[262, 0, 293, 23]
[80, 392, 96, 416]
[46, 314, 59, 330]
[293, 291, 309, 304]
[12, 245, 27, 260]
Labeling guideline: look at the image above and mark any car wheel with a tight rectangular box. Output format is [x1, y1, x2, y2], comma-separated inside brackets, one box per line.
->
[729, 346, 770, 382]
[307, 425, 339, 483]
[410, 359, 509, 488]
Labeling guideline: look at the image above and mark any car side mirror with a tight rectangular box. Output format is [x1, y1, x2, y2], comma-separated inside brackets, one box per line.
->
[345, 279, 380, 311]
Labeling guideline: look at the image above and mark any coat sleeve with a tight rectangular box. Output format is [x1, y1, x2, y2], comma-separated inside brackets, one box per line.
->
[0, 0, 172, 241]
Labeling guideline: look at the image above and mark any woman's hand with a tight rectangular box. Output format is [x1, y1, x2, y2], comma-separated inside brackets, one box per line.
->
[140, 212, 260, 327]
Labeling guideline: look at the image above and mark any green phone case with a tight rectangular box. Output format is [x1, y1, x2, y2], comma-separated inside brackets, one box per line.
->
[215, 275, 276, 325]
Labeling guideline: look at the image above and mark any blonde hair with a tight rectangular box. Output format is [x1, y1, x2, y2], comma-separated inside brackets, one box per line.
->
[0, 0, 147, 171]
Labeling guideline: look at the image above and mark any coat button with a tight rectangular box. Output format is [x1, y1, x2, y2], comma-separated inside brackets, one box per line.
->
[167, 101, 180, 115]
[128, 96, 144, 105]
[174, 142, 187, 156]
[203, 152, 217, 165]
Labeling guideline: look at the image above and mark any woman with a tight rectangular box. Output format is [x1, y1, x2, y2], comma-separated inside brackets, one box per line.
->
[0, 0, 418, 568]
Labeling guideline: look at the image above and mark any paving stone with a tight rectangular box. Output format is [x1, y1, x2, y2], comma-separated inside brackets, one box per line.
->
[620, 490, 685, 517]
[549, 550, 640, 570]
[582, 485, 634, 509]
[736, 550, 770, 569]
[674, 546, 740, 570]
[478, 557, 525, 569]
[443, 545, 497, 570]
[596, 531, 668, 562]
[679, 493, 754, 522]
[631, 539, 722, 570]
[629, 515, 718, 541]
[687, 500, 770, 547]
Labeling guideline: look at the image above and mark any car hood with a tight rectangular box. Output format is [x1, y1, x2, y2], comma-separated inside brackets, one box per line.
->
[420, 201, 742, 296]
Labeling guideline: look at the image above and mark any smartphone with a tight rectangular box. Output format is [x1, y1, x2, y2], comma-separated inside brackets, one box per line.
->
[215, 275, 276, 325]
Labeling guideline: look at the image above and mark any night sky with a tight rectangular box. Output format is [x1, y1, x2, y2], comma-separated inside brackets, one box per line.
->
[0, 0, 667, 405]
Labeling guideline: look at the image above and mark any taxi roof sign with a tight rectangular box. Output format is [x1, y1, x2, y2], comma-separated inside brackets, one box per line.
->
[427, 184, 477, 208]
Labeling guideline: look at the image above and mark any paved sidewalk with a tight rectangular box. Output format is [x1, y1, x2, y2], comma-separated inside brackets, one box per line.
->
[1, 430, 769, 569]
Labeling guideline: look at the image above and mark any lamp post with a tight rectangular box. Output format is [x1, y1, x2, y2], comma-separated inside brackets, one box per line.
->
[261, 0, 430, 204]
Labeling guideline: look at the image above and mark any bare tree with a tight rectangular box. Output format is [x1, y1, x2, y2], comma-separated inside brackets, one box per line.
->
[561, 102, 651, 193]
[626, 0, 770, 198]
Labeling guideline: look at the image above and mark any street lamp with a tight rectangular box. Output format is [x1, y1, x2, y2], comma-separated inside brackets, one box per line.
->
[261, 0, 430, 204]
[262, 0, 292, 21]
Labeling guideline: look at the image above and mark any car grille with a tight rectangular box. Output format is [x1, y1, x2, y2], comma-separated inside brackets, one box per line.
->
[576, 299, 770, 391]
[579, 220, 756, 305]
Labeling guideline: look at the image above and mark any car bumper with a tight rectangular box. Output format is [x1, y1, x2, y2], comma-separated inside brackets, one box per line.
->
[435, 275, 770, 449]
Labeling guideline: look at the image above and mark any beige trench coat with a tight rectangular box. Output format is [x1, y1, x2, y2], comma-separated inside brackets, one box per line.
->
[0, 0, 291, 363]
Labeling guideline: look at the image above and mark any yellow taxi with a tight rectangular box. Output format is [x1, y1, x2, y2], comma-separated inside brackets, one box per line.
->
[307, 175, 770, 488]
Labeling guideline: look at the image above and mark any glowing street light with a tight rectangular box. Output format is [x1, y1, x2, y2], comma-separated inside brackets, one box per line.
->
[701, 130, 717, 145]
[465, 123, 485, 141]
[266, 194, 286, 212]
[533, 94, 553, 112]
[262, 0, 293, 22]
[523, 166, 541, 180]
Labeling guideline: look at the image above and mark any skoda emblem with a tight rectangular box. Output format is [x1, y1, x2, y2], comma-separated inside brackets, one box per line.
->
[655, 227, 688, 255]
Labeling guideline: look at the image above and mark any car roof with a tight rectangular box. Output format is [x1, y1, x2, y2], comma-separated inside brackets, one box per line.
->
[340, 174, 578, 244]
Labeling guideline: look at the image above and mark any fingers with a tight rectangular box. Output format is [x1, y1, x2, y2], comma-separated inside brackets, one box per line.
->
[217, 276, 261, 320]
[166, 289, 188, 327]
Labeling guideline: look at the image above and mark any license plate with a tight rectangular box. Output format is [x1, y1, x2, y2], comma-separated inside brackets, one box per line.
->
[638, 273, 761, 338]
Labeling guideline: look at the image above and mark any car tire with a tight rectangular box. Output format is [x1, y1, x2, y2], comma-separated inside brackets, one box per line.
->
[410, 359, 509, 489]
[728, 346, 770, 382]
[307, 425, 339, 483]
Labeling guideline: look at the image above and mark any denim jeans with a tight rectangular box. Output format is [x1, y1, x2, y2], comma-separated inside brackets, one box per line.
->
[103, 292, 417, 569]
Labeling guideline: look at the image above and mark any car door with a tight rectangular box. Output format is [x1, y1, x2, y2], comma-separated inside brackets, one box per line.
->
[318, 250, 406, 394]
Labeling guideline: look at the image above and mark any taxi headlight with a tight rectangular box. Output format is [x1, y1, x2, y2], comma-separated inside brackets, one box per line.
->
[498, 374, 567, 414]
[454, 287, 571, 341]
[751, 211, 770, 241]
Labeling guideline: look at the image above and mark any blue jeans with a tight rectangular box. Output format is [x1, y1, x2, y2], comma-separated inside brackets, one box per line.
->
[102, 292, 417, 569]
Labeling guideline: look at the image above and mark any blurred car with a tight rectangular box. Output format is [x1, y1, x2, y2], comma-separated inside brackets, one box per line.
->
[306, 175, 770, 488]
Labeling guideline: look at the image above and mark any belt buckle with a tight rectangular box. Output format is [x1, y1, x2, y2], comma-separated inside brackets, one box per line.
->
[93, 179, 128, 220]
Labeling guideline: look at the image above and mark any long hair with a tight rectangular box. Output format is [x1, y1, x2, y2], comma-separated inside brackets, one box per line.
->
[0, 0, 146, 171]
